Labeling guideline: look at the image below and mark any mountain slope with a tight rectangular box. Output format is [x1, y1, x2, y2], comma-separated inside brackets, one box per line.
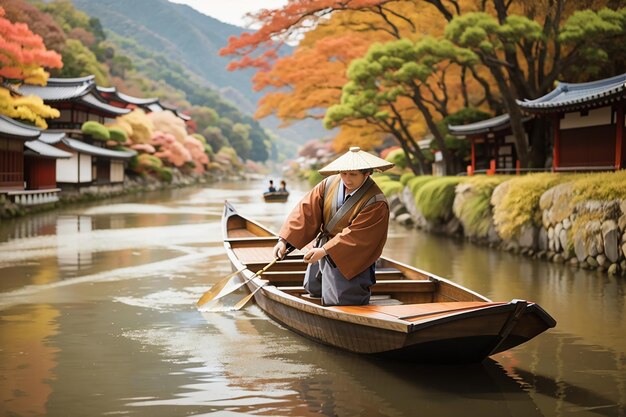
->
[70, 0, 329, 144]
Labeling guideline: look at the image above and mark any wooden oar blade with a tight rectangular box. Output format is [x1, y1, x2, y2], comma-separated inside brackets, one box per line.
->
[233, 285, 265, 310]
[196, 267, 246, 307]
[201, 258, 278, 305]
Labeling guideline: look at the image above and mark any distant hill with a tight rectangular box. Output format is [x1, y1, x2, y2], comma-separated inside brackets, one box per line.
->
[71, 0, 328, 145]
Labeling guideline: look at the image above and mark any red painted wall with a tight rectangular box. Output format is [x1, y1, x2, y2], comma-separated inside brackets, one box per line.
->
[24, 157, 56, 190]
[559, 125, 616, 167]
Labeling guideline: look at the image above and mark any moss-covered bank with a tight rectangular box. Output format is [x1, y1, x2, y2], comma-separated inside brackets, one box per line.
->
[374, 171, 626, 276]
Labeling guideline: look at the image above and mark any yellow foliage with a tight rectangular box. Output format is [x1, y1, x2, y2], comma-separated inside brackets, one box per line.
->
[0, 87, 59, 128]
[492, 173, 566, 239]
[116, 109, 153, 144]
[22, 67, 50, 86]
[571, 170, 626, 202]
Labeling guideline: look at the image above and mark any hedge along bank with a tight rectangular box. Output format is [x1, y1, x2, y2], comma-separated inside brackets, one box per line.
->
[374, 171, 626, 276]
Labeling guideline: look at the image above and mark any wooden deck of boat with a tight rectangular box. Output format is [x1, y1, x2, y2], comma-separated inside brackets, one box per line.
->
[330, 302, 506, 323]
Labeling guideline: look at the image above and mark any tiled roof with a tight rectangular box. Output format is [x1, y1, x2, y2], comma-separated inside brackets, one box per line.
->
[448, 114, 532, 136]
[115, 91, 159, 105]
[517, 72, 626, 113]
[25, 140, 72, 159]
[14, 76, 95, 101]
[80, 93, 131, 115]
[146, 102, 165, 112]
[0, 115, 41, 140]
[96, 86, 159, 105]
[147, 102, 191, 121]
[63, 138, 136, 159]
[39, 131, 66, 145]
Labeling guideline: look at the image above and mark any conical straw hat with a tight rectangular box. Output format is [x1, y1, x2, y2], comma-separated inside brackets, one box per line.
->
[318, 146, 394, 175]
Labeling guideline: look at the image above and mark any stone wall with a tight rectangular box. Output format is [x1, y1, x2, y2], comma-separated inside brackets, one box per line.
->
[387, 183, 626, 276]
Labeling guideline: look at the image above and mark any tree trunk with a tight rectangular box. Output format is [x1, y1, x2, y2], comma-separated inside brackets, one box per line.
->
[529, 117, 549, 169]
[488, 64, 530, 168]
[409, 88, 455, 174]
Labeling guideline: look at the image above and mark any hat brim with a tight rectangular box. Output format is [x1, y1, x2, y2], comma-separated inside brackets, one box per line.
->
[318, 150, 395, 175]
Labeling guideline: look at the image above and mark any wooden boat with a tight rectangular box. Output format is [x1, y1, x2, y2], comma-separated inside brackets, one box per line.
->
[221, 202, 556, 363]
[263, 190, 289, 202]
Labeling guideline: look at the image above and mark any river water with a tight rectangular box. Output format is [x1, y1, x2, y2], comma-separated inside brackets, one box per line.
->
[0, 179, 624, 417]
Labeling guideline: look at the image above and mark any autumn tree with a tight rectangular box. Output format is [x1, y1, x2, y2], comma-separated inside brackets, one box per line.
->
[224, 0, 625, 169]
[445, 7, 626, 167]
[221, 0, 488, 162]
[1, 0, 66, 52]
[0, 6, 63, 127]
[326, 37, 479, 174]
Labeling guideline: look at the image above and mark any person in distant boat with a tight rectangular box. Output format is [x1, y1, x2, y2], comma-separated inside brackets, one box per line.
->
[278, 180, 287, 192]
[267, 180, 276, 192]
[272, 147, 394, 306]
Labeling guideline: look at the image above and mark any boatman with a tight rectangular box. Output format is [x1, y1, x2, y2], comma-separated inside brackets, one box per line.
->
[272, 146, 394, 306]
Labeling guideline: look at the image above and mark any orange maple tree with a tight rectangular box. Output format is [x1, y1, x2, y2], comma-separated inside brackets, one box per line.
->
[0, 6, 63, 127]
[221, 0, 470, 142]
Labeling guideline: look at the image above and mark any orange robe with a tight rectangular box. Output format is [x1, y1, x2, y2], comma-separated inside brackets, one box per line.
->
[279, 175, 389, 278]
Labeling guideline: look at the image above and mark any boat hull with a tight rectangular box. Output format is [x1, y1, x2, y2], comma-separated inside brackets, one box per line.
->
[263, 191, 289, 202]
[253, 288, 545, 363]
[220, 202, 556, 363]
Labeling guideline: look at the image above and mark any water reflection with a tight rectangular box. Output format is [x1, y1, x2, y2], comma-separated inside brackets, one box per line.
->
[0, 181, 623, 416]
[0, 304, 59, 416]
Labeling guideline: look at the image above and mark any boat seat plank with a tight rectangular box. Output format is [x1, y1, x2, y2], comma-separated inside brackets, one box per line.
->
[276, 287, 403, 306]
[227, 229, 258, 238]
[372, 280, 435, 293]
[226, 237, 279, 248]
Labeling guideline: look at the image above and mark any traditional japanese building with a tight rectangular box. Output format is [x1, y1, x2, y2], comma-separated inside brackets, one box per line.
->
[38, 133, 135, 190]
[517, 73, 626, 171]
[0, 115, 72, 205]
[96, 86, 159, 110]
[96, 86, 191, 122]
[12, 76, 131, 130]
[449, 114, 533, 174]
[9, 77, 137, 190]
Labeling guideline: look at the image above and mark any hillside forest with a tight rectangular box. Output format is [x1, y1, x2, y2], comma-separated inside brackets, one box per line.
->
[1, 0, 281, 179]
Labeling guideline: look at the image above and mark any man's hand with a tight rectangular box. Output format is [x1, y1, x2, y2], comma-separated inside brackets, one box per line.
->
[273, 240, 287, 260]
[303, 247, 327, 264]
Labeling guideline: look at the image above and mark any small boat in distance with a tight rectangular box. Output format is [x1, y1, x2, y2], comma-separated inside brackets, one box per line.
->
[221, 202, 556, 363]
[263, 190, 289, 202]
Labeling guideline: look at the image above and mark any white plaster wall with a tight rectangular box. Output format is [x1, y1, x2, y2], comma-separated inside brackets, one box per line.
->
[56, 152, 78, 182]
[79, 154, 92, 182]
[560, 106, 612, 129]
[110, 161, 124, 182]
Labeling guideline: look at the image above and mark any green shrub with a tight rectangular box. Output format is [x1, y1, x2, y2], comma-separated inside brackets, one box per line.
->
[385, 148, 409, 169]
[81, 121, 110, 141]
[372, 173, 393, 183]
[453, 176, 509, 238]
[377, 180, 403, 196]
[415, 176, 465, 222]
[400, 172, 416, 185]
[108, 127, 127, 143]
[307, 170, 324, 187]
[155, 166, 173, 182]
[407, 175, 435, 195]
[136, 153, 163, 169]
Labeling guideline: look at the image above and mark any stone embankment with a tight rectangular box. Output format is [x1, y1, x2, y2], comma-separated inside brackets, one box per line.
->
[387, 181, 626, 276]
[0, 170, 215, 219]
